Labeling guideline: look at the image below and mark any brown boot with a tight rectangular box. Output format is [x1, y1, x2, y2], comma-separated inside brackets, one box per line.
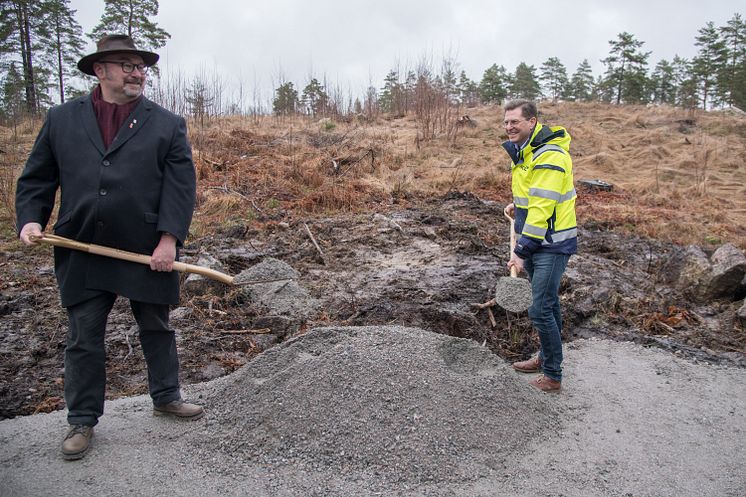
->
[512, 355, 542, 373]
[529, 375, 561, 393]
[61, 425, 94, 460]
[153, 400, 204, 420]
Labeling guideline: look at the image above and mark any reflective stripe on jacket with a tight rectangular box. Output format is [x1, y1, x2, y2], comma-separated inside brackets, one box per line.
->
[501, 122, 577, 258]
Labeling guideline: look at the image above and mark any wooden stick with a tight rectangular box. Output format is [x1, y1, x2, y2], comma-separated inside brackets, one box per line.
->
[303, 222, 324, 257]
[31, 234, 235, 285]
[471, 299, 496, 309]
[486, 307, 497, 328]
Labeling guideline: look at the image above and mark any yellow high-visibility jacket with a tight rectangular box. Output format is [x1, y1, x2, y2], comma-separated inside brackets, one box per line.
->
[501, 122, 577, 258]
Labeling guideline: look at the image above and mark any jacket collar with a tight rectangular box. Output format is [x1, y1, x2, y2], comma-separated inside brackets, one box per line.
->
[78, 94, 154, 156]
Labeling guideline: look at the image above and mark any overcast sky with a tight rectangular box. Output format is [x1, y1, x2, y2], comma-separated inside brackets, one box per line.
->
[69, 0, 741, 103]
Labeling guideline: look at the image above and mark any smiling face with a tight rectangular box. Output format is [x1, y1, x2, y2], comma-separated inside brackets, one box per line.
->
[503, 108, 536, 145]
[93, 53, 147, 104]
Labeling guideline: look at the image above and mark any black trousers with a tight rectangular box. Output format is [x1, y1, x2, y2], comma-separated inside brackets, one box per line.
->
[64, 291, 181, 426]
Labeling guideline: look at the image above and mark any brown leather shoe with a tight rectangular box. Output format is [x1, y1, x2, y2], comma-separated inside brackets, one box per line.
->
[512, 355, 542, 373]
[61, 425, 94, 460]
[153, 400, 204, 420]
[529, 375, 561, 393]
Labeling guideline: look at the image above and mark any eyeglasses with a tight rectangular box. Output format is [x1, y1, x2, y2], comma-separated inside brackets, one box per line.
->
[503, 119, 530, 127]
[97, 60, 150, 74]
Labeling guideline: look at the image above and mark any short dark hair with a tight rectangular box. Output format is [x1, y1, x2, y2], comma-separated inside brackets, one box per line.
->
[504, 99, 537, 120]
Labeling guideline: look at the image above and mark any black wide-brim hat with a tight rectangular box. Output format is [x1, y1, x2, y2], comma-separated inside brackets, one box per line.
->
[78, 34, 159, 76]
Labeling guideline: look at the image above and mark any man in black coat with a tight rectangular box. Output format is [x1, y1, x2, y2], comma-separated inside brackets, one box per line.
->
[16, 35, 202, 461]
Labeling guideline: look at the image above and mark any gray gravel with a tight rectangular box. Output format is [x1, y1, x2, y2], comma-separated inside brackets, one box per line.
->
[494, 276, 533, 312]
[1, 327, 745, 497]
[199, 326, 558, 485]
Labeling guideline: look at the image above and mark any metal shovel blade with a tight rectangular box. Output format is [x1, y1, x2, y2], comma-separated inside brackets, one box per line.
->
[495, 276, 533, 313]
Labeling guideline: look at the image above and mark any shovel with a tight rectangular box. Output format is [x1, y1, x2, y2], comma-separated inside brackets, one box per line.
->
[30, 233, 235, 285]
[493, 212, 533, 313]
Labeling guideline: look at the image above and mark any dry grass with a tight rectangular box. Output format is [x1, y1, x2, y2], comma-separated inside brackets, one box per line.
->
[2, 102, 746, 250]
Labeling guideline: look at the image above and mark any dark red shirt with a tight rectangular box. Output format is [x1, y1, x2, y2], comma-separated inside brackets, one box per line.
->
[91, 85, 142, 149]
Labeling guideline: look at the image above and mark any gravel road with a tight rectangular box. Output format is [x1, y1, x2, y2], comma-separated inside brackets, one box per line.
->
[1, 326, 744, 497]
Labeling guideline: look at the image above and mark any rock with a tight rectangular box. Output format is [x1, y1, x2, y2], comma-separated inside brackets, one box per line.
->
[38, 265, 54, 276]
[677, 245, 712, 302]
[253, 315, 299, 337]
[183, 253, 228, 294]
[198, 361, 226, 381]
[250, 333, 280, 351]
[656, 245, 688, 284]
[573, 286, 611, 318]
[373, 213, 403, 232]
[737, 300, 746, 327]
[707, 243, 746, 299]
[235, 258, 319, 321]
[169, 307, 192, 321]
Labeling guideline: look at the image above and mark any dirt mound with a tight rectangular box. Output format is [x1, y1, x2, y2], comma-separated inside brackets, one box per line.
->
[197, 326, 560, 484]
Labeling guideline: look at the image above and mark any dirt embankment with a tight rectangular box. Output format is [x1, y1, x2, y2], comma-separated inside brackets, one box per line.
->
[1, 192, 744, 420]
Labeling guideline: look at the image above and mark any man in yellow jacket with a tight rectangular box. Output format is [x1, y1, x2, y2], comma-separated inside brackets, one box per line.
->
[501, 100, 577, 393]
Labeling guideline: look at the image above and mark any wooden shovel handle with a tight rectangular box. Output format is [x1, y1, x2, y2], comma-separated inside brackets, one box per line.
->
[504, 211, 518, 278]
[30, 234, 234, 285]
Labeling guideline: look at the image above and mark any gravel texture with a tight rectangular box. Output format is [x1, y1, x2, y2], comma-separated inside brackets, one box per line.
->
[1, 328, 745, 497]
[494, 276, 533, 313]
[199, 326, 558, 485]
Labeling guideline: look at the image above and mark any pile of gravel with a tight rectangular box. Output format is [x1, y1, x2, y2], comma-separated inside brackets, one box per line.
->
[195, 326, 560, 484]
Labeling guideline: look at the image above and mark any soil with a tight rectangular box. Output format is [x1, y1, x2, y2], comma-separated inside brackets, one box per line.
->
[1, 191, 744, 421]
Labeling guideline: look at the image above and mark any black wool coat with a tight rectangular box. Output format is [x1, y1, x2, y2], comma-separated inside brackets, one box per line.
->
[15, 94, 196, 307]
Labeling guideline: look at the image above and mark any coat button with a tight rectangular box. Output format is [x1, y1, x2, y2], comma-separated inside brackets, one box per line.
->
[102, 160, 110, 166]
[99, 189, 107, 196]
[97, 221, 104, 228]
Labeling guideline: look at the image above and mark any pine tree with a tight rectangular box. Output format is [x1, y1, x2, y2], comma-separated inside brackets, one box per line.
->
[650, 59, 677, 105]
[88, 0, 169, 52]
[601, 32, 651, 104]
[42, 0, 84, 103]
[539, 56, 569, 101]
[593, 74, 614, 103]
[568, 59, 594, 102]
[457, 70, 479, 107]
[0, 0, 53, 114]
[379, 69, 403, 115]
[0, 60, 25, 123]
[718, 13, 746, 108]
[439, 59, 458, 105]
[692, 21, 728, 109]
[301, 78, 328, 117]
[478, 63, 508, 104]
[672, 56, 698, 109]
[272, 81, 298, 116]
[510, 62, 541, 101]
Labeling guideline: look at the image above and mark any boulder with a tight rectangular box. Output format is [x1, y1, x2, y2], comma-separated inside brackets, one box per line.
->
[707, 243, 746, 299]
[677, 245, 712, 302]
[235, 258, 319, 321]
[183, 253, 229, 294]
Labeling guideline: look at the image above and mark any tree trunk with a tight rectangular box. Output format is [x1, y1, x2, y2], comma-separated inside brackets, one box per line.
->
[18, 1, 37, 114]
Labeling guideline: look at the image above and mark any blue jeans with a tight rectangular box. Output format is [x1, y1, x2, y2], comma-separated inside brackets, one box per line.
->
[524, 252, 570, 382]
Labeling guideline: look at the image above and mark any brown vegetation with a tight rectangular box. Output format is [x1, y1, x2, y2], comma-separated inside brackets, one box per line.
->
[2, 102, 745, 250]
